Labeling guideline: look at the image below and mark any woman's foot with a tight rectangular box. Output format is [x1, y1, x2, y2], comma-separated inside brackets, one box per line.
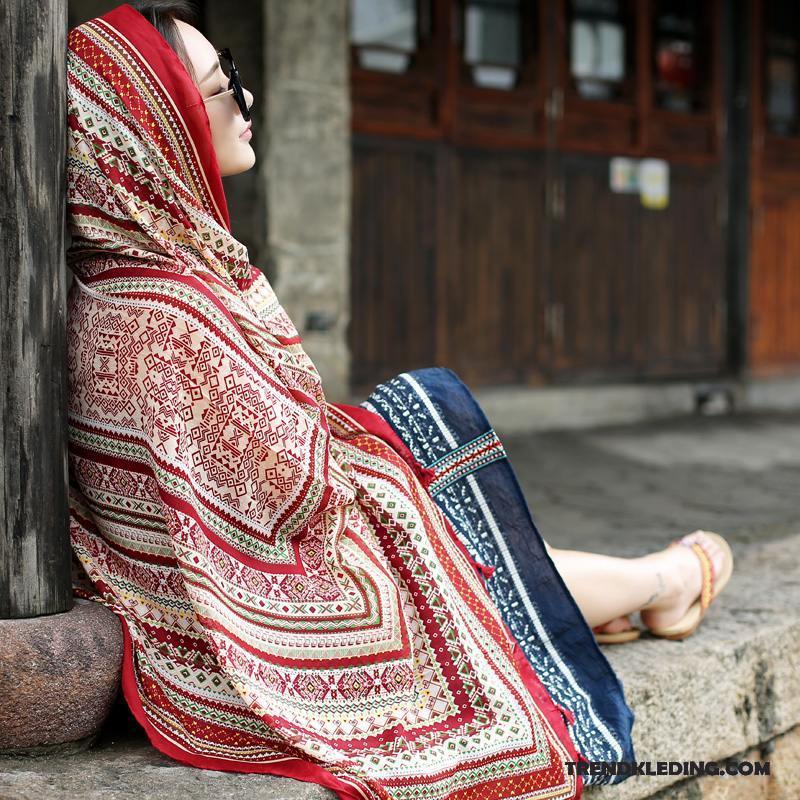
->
[639, 531, 727, 632]
[592, 615, 636, 635]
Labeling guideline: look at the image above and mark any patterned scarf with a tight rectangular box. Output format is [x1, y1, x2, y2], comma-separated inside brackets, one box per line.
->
[66, 5, 584, 798]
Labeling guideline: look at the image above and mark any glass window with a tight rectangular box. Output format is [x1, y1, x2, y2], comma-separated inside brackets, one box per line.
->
[653, 1, 705, 112]
[569, 0, 627, 101]
[350, 0, 418, 74]
[463, 0, 521, 90]
[764, 2, 800, 136]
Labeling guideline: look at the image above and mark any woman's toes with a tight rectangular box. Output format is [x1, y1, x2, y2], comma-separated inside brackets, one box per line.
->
[592, 615, 635, 634]
[685, 531, 726, 586]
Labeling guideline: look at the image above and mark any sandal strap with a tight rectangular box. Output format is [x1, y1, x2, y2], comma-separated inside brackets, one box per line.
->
[685, 540, 715, 613]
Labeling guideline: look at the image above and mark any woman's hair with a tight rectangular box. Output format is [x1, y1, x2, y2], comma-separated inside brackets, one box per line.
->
[130, 0, 200, 84]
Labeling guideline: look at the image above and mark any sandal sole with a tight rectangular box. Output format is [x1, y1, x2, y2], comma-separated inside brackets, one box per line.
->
[594, 627, 642, 644]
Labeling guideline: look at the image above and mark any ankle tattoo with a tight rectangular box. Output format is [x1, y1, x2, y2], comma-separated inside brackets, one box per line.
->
[644, 571, 665, 607]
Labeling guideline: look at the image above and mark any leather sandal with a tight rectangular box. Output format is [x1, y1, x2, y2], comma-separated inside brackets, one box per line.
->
[594, 626, 642, 645]
[593, 619, 642, 645]
[647, 531, 734, 641]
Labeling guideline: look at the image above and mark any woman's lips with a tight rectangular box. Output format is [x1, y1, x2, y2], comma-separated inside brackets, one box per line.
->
[239, 124, 252, 141]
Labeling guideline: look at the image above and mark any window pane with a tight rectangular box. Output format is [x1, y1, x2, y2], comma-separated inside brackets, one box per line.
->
[464, 0, 520, 66]
[350, 0, 417, 73]
[464, 0, 521, 89]
[570, 0, 627, 100]
[767, 49, 799, 134]
[765, 2, 800, 136]
[653, 0, 703, 112]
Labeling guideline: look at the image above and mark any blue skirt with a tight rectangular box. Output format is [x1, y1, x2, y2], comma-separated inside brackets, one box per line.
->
[362, 367, 636, 787]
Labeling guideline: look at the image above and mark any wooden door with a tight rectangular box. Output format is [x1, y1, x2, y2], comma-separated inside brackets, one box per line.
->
[348, 0, 731, 393]
[547, 154, 641, 380]
[349, 0, 551, 393]
[750, 190, 800, 367]
[637, 165, 727, 374]
[546, 0, 727, 381]
[444, 149, 547, 385]
[748, 0, 800, 372]
[349, 138, 440, 388]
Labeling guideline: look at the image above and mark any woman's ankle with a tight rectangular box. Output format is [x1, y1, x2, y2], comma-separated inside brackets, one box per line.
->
[638, 545, 706, 630]
[637, 551, 686, 612]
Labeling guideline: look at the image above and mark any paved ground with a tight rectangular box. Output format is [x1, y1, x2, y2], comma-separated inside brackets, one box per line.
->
[500, 408, 800, 557]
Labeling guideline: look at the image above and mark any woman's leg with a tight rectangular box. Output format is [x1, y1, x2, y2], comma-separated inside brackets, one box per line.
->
[543, 540, 633, 632]
[543, 532, 727, 630]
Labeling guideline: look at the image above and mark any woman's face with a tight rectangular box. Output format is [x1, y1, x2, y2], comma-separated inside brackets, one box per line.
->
[175, 20, 255, 177]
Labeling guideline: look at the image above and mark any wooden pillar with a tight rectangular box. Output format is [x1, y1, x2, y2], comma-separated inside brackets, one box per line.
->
[723, 0, 752, 376]
[0, 0, 71, 619]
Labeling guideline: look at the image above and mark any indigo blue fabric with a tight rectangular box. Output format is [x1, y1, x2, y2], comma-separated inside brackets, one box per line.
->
[363, 367, 636, 786]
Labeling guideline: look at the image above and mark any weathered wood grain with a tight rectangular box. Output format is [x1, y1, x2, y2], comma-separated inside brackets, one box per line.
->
[0, 0, 71, 618]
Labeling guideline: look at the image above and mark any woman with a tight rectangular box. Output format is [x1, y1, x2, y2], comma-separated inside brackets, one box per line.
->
[65, 3, 733, 799]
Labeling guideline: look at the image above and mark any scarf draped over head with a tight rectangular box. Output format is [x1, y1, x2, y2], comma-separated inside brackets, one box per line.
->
[67, 2, 247, 283]
[67, 2, 329, 406]
[65, 5, 583, 799]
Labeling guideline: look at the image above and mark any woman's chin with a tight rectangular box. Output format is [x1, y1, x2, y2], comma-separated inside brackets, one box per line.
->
[221, 146, 256, 177]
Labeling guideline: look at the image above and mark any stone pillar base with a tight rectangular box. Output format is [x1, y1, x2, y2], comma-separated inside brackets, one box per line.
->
[0, 599, 123, 754]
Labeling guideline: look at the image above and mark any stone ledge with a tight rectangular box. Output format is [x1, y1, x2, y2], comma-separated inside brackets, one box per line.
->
[0, 599, 123, 753]
[644, 724, 800, 800]
[473, 381, 699, 433]
[0, 704, 336, 800]
[742, 373, 800, 413]
[587, 533, 800, 800]
[401, 377, 800, 435]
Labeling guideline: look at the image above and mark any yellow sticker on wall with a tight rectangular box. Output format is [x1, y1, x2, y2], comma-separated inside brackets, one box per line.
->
[638, 158, 669, 209]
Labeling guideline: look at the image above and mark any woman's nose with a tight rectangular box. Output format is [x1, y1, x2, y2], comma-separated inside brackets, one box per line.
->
[243, 87, 254, 112]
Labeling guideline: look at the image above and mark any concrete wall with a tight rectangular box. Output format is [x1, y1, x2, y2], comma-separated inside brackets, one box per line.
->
[204, 0, 267, 271]
[262, 0, 351, 401]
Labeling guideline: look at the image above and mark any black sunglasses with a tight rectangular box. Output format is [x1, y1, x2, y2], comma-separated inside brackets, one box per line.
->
[203, 48, 251, 122]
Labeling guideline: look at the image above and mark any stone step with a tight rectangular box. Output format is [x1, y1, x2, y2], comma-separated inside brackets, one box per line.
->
[0, 704, 336, 799]
[2, 534, 797, 800]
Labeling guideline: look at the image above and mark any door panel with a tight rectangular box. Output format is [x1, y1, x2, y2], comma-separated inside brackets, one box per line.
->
[549, 154, 640, 379]
[747, 0, 800, 373]
[750, 193, 800, 366]
[638, 166, 726, 374]
[446, 149, 547, 386]
[349, 138, 439, 391]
